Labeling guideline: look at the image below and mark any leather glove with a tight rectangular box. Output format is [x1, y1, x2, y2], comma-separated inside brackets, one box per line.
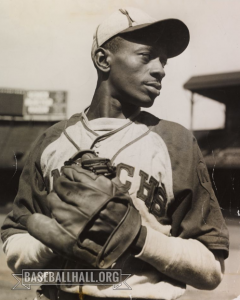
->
[27, 163, 145, 268]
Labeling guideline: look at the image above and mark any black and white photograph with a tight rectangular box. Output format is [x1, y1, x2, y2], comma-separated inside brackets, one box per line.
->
[0, 1, 239, 300]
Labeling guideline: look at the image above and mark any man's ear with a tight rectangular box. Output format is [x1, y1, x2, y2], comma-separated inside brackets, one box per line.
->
[93, 47, 111, 73]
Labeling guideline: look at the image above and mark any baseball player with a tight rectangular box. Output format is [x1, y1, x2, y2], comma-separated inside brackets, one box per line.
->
[1, 7, 229, 300]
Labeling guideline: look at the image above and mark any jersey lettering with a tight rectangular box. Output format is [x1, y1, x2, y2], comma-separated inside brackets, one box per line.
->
[50, 164, 168, 224]
[137, 170, 159, 208]
[149, 185, 168, 221]
[116, 163, 134, 190]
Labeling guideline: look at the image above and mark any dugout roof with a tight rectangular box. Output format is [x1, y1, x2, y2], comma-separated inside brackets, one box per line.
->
[184, 71, 240, 169]
[184, 71, 240, 104]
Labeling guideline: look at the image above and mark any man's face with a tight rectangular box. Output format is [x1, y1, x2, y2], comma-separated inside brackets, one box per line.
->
[108, 35, 167, 108]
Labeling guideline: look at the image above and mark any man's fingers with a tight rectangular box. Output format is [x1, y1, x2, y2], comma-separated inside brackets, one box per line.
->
[58, 167, 114, 195]
[47, 193, 90, 237]
[63, 166, 98, 182]
[27, 213, 75, 255]
[48, 192, 82, 220]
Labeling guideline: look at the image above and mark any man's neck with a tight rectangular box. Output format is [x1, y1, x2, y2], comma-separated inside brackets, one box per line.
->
[86, 84, 139, 121]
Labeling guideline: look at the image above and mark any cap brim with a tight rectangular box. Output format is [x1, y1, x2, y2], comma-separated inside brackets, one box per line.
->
[119, 19, 190, 58]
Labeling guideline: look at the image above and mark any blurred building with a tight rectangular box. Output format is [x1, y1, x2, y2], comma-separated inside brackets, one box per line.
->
[0, 89, 67, 207]
[184, 72, 240, 211]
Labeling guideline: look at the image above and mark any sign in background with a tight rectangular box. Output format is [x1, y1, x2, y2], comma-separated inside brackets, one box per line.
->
[0, 89, 67, 119]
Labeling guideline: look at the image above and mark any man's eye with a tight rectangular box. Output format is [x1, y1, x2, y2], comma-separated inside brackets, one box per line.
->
[140, 53, 151, 60]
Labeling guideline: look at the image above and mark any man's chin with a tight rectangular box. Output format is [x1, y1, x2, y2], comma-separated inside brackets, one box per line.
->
[139, 96, 156, 108]
[142, 101, 155, 108]
[121, 94, 157, 108]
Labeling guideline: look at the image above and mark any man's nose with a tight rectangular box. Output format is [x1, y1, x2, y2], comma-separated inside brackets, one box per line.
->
[149, 58, 165, 81]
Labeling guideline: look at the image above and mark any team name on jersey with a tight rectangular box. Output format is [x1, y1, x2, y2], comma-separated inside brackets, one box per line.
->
[51, 162, 168, 223]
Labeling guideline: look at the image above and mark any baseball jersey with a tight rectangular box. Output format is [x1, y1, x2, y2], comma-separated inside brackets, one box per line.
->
[1, 109, 229, 299]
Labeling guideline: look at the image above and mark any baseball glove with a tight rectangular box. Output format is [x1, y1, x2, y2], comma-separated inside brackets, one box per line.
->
[27, 151, 145, 268]
[64, 149, 116, 177]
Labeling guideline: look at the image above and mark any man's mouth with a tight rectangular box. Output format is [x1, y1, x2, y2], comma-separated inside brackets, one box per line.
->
[144, 81, 162, 90]
[143, 81, 161, 95]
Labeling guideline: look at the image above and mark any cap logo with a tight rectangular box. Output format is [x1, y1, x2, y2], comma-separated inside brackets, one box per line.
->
[119, 9, 135, 27]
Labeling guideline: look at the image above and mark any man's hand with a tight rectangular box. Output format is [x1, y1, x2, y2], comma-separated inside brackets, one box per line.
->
[26, 164, 143, 268]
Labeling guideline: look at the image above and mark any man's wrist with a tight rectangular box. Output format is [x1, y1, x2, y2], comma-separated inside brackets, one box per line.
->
[131, 226, 147, 255]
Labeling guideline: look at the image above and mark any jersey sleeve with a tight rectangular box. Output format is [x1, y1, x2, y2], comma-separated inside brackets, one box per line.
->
[1, 120, 66, 243]
[155, 121, 229, 258]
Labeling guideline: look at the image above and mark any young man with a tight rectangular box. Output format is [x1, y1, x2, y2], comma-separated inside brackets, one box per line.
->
[1, 7, 229, 300]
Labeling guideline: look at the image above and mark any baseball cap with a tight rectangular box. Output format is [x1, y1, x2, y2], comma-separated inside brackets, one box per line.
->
[91, 7, 190, 60]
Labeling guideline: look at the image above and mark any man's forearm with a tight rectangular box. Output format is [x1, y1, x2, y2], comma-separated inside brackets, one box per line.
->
[136, 226, 224, 290]
[3, 233, 56, 273]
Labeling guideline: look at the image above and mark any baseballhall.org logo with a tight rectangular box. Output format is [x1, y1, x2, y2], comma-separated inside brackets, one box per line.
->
[11, 269, 132, 291]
